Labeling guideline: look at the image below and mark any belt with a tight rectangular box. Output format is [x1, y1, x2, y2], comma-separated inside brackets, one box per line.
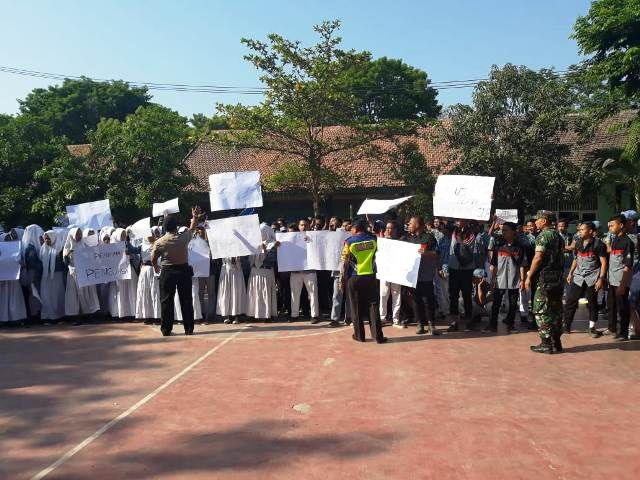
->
[142, 261, 153, 266]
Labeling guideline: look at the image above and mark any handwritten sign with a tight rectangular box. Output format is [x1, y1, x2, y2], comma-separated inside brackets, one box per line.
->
[495, 209, 519, 224]
[66, 199, 113, 230]
[0, 241, 21, 281]
[73, 243, 131, 287]
[205, 214, 262, 259]
[433, 175, 495, 221]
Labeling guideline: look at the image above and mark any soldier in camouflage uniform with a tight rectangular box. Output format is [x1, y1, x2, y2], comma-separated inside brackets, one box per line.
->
[524, 210, 566, 354]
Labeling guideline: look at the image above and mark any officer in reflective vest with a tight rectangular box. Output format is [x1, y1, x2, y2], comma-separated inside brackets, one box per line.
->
[339, 219, 387, 343]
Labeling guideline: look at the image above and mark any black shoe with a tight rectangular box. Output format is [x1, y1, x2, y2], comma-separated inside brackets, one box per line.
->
[552, 335, 563, 353]
[416, 326, 426, 335]
[352, 334, 364, 342]
[447, 322, 458, 332]
[530, 338, 553, 354]
[613, 334, 629, 342]
[482, 325, 497, 334]
[376, 337, 388, 344]
[161, 331, 172, 337]
[310, 318, 321, 324]
[563, 323, 571, 334]
[185, 330, 194, 336]
[344, 318, 352, 326]
[329, 320, 341, 327]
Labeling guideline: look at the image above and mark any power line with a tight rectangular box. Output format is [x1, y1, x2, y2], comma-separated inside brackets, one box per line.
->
[0, 64, 574, 96]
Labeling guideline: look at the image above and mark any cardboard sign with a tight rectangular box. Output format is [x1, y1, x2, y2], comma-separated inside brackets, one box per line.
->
[276, 231, 349, 272]
[375, 238, 421, 288]
[73, 243, 131, 287]
[357, 196, 413, 215]
[209, 171, 263, 212]
[152, 198, 180, 217]
[433, 175, 495, 221]
[66, 199, 113, 230]
[206, 214, 262, 259]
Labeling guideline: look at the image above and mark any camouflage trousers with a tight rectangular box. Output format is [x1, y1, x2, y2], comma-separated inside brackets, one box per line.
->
[533, 287, 563, 340]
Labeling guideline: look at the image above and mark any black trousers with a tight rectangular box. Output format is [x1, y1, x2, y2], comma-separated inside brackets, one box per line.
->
[607, 285, 630, 337]
[411, 280, 435, 327]
[490, 288, 519, 328]
[159, 264, 194, 335]
[347, 275, 384, 342]
[449, 268, 473, 319]
[564, 281, 598, 327]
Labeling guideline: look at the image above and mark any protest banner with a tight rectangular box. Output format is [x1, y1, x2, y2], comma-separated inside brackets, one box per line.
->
[188, 237, 211, 278]
[357, 195, 413, 215]
[495, 209, 519, 224]
[433, 175, 495, 221]
[0, 241, 21, 281]
[66, 199, 113, 230]
[152, 198, 180, 217]
[128, 217, 151, 240]
[276, 231, 349, 272]
[209, 171, 263, 212]
[73, 243, 131, 287]
[375, 237, 421, 288]
[206, 214, 261, 259]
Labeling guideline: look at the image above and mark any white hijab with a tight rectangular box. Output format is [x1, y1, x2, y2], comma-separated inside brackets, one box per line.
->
[111, 228, 126, 243]
[22, 224, 44, 260]
[83, 228, 99, 247]
[40, 230, 62, 279]
[63, 227, 82, 258]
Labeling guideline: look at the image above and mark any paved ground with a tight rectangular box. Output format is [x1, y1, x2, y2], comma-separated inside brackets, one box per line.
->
[1, 312, 639, 480]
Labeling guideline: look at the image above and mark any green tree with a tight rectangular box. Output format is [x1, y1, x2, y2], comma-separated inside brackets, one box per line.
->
[34, 105, 195, 224]
[572, 0, 640, 207]
[437, 64, 583, 212]
[190, 113, 230, 135]
[340, 56, 441, 122]
[215, 20, 424, 215]
[19, 77, 150, 143]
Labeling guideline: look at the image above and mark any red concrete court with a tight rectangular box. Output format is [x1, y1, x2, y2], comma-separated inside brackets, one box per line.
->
[1, 316, 639, 480]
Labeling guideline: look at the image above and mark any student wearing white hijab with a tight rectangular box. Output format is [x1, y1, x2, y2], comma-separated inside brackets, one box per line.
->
[39, 230, 66, 321]
[135, 232, 161, 323]
[64, 227, 100, 318]
[246, 224, 279, 321]
[96, 230, 114, 317]
[0, 230, 28, 323]
[217, 254, 247, 324]
[109, 228, 138, 319]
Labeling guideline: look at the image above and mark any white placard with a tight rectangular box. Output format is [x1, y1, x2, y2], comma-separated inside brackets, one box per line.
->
[188, 237, 211, 278]
[275, 231, 349, 272]
[66, 199, 113, 231]
[494, 209, 518, 224]
[128, 217, 151, 239]
[307, 231, 350, 271]
[433, 175, 495, 221]
[73, 243, 131, 287]
[275, 232, 309, 271]
[0, 241, 21, 281]
[357, 195, 413, 215]
[209, 171, 263, 212]
[152, 198, 180, 217]
[205, 214, 261, 259]
[375, 237, 421, 288]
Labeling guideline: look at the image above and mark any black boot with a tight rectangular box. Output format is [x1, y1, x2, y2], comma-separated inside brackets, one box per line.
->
[530, 337, 554, 354]
[552, 333, 563, 353]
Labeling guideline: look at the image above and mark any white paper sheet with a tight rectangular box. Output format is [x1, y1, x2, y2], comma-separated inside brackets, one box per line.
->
[128, 217, 152, 240]
[74, 243, 131, 287]
[432, 175, 495, 221]
[205, 214, 262, 259]
[356, 195, 413, 215]
[275, 231, 349, 272]
[375, 237, 421, 288]
[0, 241, 21, 281]
[66, 199, 113, 230]
[209, 171, 263, 212]
[152, 198, 180, 217]
[494, 209, 519, 224]
[275, 232, 310, 271]
[188, 237, 211, 278]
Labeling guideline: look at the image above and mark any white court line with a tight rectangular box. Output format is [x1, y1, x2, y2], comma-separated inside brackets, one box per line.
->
[31, 331, 242, 480]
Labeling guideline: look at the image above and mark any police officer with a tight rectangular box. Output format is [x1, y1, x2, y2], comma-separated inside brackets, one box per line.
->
[524, 210, 565, 354]
[339, 219, 387, 343]
[151, 206, 202, 336]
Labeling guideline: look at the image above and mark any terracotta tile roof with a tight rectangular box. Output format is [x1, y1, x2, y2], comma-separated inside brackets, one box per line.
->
[185, 125, 452, 192]
[66, 144, 92, 157]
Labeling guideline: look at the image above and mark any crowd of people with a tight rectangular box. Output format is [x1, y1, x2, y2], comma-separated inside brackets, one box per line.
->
[1, 206, 638, 354]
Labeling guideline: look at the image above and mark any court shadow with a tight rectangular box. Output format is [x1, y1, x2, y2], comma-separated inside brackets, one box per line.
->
[560, 340, 640, 354]
[104, 419, 399, 477]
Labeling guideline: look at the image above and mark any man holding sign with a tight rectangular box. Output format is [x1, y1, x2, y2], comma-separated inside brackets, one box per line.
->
[151, 206, 202, 336]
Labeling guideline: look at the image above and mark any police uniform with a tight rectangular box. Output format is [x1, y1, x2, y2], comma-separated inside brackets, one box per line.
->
[531, 218, 565, 351]
[341, 231, 385, 343]
[563, 237, 606, 332]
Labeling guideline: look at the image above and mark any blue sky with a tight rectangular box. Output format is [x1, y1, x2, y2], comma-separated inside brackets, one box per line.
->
[0, 0, 592, 119]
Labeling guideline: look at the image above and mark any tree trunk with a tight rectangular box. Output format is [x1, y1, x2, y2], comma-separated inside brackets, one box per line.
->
[312, 190, 321, 217]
